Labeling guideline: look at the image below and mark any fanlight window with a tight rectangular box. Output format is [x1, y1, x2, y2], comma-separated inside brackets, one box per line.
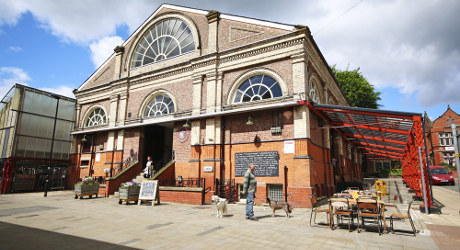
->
[144, 94, 175, 118]
[233, 75, 282, 103]
[131, 18, 195, 68]
[85, 108, 106, 127]
[309, 83, 319, 103]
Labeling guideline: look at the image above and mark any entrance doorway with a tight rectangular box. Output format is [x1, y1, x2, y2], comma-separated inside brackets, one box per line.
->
[143, 124, 173, 173]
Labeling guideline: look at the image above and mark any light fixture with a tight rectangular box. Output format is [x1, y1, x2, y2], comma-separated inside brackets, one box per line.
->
[82, 135, 88, 142]
[183, 119, 190, 128]
[245, 117, 254, 126]
[99, 144, 104, 150]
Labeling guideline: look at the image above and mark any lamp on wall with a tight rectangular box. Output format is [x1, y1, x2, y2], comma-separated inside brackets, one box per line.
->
[183, 119, 190, 129]
[82, 135, 88, 142]
[245, 117, 254, 126]
[245, 116, 261, 145]
[99, 144, 104, 150]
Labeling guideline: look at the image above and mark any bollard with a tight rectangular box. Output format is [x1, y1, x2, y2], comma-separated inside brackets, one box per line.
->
[44, 179, 49, 197]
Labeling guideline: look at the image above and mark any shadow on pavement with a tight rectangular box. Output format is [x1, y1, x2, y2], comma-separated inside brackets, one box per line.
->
[0, 221, 139, 250]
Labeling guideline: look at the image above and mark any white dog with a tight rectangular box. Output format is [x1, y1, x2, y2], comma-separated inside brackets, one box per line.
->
[211, 195, 227, 218]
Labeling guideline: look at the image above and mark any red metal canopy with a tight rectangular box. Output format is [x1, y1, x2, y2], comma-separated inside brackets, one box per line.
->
[299, 100, 433, 210]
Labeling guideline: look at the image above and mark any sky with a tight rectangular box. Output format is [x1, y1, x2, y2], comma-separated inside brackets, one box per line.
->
[0, 0, 459, 120]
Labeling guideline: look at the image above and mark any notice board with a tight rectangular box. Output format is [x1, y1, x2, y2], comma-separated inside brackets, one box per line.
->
[138, 180, 160, 206]
[235, 151, 279, 176]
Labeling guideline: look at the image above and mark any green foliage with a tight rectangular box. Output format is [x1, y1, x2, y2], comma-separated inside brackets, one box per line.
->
[330, 65, 381, 109]
[390, 169, 402, 176]
[438, 162, 456, 170]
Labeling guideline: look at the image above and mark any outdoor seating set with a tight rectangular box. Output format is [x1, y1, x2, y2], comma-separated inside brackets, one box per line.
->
[310, 187, 416, 236]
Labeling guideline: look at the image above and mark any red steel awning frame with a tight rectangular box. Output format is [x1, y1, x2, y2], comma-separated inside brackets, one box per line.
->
[299, 100, 432, 208]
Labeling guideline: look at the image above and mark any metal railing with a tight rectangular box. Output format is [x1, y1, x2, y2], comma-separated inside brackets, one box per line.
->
[158, 177, 205, 188]
[111, 152, 138, 177]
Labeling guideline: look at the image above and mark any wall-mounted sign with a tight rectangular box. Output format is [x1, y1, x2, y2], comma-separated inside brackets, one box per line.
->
[270, 126, 282, 134]
[235, 151, 279, 176]
[95, 153, 101, 162]
[284, 140, 295, 154]
[177, 127, 190, 143]
[445, 146, 454, 151]
[203, 166, 213, 172]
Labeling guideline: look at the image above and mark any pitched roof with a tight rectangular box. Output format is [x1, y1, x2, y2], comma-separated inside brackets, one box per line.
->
[76, 3, 296, 92]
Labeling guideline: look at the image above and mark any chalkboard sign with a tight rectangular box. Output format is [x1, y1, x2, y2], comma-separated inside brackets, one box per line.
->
[235, 151, 279, 176]
[138, 180, 159, 206]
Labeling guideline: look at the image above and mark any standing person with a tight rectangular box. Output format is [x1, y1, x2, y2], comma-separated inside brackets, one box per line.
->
[242, 163, 257, 220]
[143, 156, 153, 178]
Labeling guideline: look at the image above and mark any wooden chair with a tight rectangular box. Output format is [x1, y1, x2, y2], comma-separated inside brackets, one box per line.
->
[357, 198, 382, 235]
[390, 200, 416, 236]
[331, 198, 354, 232]
[309, 201, 331, 228]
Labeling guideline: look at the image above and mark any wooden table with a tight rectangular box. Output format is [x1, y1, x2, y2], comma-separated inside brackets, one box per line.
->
[329, 198, 387, 233]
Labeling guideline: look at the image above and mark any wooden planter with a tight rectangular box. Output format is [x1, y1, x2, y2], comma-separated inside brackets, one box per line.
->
[74, 184, 100, 199]
[119, 186, 140, 205]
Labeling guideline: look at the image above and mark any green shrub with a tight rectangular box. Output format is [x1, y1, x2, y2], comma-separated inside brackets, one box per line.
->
[389, 169, 402, 176]
[438, 162, 456, 171]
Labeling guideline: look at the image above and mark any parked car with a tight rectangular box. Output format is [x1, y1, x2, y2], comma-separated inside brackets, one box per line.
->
[429, 165, 455, 185]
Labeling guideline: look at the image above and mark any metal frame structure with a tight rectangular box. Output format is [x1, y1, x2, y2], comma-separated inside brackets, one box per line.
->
[301, 100, 433, 209]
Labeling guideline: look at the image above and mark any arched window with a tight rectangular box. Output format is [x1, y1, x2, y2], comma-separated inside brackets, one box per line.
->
[131, 18, 195, 69]
[85, 108, 106, 127]
[232, 75, 282, 103]
[144, 94, 175, 118]
[309, 79, 321, 104]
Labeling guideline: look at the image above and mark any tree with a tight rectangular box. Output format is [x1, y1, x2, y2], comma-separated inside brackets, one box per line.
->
[331, 66, 381, 109]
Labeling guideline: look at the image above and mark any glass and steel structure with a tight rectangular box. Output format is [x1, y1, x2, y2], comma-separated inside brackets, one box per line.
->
[0, 84, 76, 193]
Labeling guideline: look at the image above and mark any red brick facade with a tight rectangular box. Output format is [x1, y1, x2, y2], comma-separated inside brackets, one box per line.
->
[425, 106, 459, 166]
[71, 4, 360, 208]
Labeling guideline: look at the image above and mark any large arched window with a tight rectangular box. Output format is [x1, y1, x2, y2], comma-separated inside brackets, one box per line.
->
[85, 108, 107, 127]
[144, 94, 175, 118]
[131, 18, 195, 69]
[232, 75, 282, 103]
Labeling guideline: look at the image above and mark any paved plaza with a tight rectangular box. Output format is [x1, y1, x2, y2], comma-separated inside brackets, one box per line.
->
[0, 180, 459, 249]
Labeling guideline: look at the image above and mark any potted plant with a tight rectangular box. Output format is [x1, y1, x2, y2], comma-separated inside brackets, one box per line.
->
[74, 177, 100, 199]
[118, 181, 141, 205]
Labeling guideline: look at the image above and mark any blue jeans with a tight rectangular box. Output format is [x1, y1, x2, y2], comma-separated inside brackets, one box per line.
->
[246, 192, 254, 218]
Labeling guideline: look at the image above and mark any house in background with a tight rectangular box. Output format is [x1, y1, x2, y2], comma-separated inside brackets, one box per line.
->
[0, 84, 76, 193]
[425, 105, 460, 167]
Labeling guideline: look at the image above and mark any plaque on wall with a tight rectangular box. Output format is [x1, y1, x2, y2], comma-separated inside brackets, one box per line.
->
[235, 151, 279, 177]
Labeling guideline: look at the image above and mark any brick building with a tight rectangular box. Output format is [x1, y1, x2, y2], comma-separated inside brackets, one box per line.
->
[71, 4, 363, 207]
[425, 105, 460, 167]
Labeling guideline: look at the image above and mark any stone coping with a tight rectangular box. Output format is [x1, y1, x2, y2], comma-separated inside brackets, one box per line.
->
[159, 186, 203, 192]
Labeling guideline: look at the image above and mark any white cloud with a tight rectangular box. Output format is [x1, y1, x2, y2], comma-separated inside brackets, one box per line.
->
[0, 0, 154, 44]
[0, 67, 31, 97]
[89, 36, 124, 69]
[1, 0, 459, 109]
[41, 85, 75, 99]
[8, 46, 23, 52]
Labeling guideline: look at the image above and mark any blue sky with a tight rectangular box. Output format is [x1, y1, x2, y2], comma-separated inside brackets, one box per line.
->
[0, 0, 459, 120]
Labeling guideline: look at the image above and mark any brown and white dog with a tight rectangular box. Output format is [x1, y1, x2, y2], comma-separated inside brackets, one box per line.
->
[266, 197, 292, 218]
[211, 195, 227, 218]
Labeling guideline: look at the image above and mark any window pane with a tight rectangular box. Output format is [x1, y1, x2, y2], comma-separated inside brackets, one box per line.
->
[131, 18, 195, 69]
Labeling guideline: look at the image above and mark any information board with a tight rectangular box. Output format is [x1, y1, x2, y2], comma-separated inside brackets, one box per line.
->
[138, 180, 159, 205]
[235, 151, 279, 176]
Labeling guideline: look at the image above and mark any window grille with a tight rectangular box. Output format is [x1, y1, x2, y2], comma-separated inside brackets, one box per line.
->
[85, 108, 106, 127]
[144, 94, 175, 117]
[131, 18, 195, 68]
[232, 75, 282, 103]
[268, 184, 283, 201]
